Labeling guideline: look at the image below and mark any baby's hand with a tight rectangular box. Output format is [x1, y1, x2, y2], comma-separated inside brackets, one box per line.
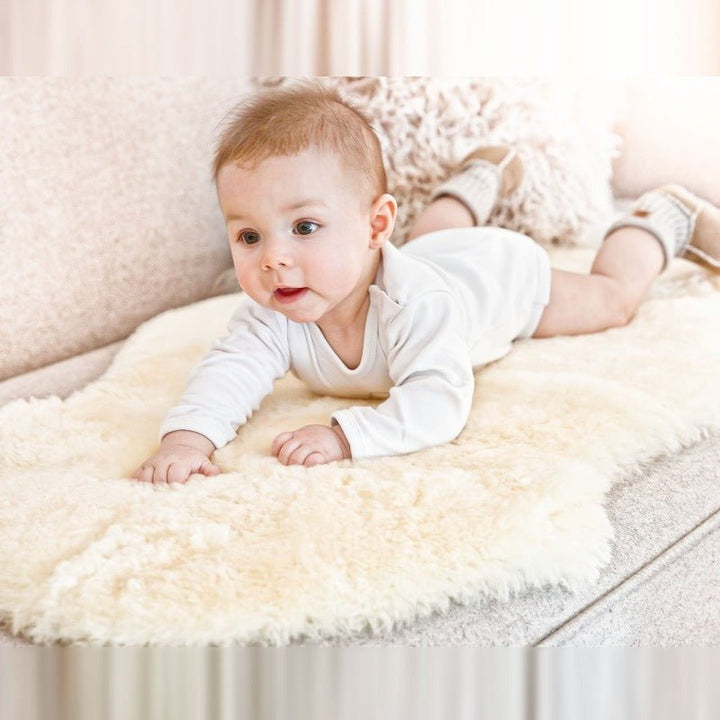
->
[133, 430, 220, 484]
[271, 424, 351, 467]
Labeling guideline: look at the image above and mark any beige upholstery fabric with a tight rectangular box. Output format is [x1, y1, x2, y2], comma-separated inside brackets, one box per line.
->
[0, 78, 250, 381]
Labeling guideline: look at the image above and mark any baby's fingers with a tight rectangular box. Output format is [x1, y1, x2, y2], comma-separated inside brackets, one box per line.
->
[271, 431, 294, 457]
[133, 464, 155, 483]
[276, 437, 303, 466]
[303, 452, 327, 467]
[198, 461, 221, 476]
[166, 462, 192, 484]
[285, 444, 318, 466]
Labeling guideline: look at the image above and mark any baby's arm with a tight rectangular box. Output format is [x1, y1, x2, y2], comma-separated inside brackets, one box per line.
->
[133, 295, 290, 483]
[273, 291, 474, 465]
[332, 291, 474, 459]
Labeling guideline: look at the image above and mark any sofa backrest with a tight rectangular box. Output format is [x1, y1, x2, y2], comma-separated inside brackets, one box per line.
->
[0, 78, 250, 381]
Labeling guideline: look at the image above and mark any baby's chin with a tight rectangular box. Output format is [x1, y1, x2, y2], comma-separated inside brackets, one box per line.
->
[264, 291, 324, 323]
[274, 306, 320, 323]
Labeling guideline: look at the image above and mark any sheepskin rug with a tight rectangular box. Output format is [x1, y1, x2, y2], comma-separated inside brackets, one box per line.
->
[1, 250, 719, 646]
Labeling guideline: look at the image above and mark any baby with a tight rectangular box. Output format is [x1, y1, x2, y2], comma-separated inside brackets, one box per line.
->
[133, 81, 720, 484]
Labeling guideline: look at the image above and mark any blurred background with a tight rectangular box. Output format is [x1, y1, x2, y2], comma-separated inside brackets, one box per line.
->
[2, 0, 720, 75]
[2, 646, 720, 719]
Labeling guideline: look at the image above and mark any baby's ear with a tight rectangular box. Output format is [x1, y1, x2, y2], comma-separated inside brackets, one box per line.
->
[369, 193, 397, 248]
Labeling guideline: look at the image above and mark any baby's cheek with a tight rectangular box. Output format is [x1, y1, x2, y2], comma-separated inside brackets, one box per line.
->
[313, 259, 361, 295]
[235, 275, 267, 305]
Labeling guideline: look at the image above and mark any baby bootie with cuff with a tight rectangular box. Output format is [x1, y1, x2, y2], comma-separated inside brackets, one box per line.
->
[429, 146, 525, 226]
[603, 184, 720, 273]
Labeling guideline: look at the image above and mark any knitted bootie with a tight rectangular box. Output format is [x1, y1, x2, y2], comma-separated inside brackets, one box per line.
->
[429, 146, 524, 226]
[603, 184, 720, 273]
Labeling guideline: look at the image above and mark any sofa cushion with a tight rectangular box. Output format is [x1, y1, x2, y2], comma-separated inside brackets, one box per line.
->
[0, 78, 250, 381]
[0, 341, 123, 407]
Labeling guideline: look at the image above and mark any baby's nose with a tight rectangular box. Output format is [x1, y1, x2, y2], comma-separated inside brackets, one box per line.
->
[261, 238, 294, 269]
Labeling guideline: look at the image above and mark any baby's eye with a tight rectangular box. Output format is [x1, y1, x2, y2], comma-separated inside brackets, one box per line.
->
[295, 221, 318, 236]
[238, 230, 261, 245]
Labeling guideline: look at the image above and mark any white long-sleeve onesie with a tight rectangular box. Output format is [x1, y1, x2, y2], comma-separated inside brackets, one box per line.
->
[160, 226, 551, 458]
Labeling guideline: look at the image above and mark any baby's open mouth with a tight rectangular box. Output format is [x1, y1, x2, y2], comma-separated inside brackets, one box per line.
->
[273, 287, 308, 303]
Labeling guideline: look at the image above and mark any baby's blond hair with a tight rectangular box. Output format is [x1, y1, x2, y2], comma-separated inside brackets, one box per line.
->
[212, 81, 387, 206]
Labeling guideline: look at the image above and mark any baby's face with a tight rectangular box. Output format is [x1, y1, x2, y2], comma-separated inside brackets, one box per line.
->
[217, 148, 388, 326]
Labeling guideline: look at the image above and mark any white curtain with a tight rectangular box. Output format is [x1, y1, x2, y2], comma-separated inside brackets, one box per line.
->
[2, 0, 720, 74]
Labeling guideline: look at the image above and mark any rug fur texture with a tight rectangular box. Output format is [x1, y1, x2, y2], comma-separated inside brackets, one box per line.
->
[1, 250, 719, 646]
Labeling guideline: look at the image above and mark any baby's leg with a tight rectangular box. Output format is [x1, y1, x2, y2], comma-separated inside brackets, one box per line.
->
[533, 227, 664, 337]
[534, 184, 720, 337]
[407, 196, 474, 239]
[408, 146, 523, 241]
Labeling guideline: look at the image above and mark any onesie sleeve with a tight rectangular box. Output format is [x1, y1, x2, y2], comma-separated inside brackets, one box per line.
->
[330, 291, 474, 459]
[159, 294, 290, 449]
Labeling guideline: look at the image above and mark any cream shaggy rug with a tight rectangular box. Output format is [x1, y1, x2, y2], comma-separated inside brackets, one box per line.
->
[1, 249, 720, 647]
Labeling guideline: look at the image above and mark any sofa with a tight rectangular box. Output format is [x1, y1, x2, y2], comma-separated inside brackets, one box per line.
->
[1, 77, 719, 647]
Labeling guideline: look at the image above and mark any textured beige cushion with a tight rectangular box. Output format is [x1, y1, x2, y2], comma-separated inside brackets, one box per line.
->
[612, 78, 720, 206]
[0, 78, 251, 381]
